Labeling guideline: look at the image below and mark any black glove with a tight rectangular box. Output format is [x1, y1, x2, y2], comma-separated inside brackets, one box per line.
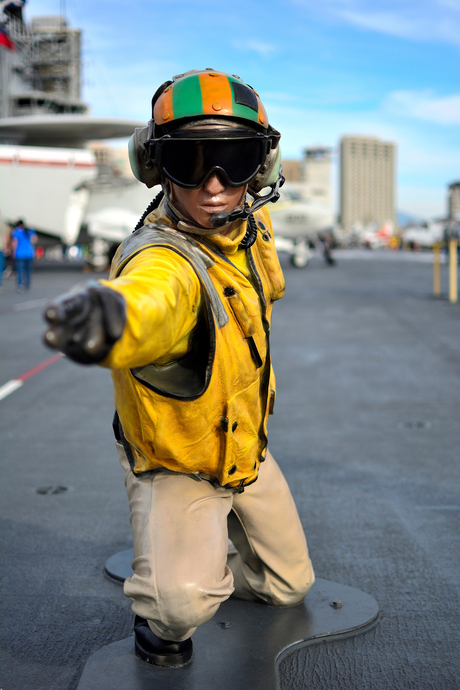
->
[43, 281, 126, 364]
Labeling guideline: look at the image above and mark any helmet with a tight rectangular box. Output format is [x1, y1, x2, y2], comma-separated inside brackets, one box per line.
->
[129, 69, 282, 196]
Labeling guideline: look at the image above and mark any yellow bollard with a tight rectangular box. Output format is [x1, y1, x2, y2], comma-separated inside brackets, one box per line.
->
[433, 242, 441, 297]
[449, 237, 458, 304]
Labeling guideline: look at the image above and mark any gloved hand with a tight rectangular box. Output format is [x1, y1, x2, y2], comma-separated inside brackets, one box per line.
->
[43, 281, 126, 364]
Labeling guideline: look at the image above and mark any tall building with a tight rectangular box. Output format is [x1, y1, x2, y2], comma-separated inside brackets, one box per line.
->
[340, 135, 396, 228]
[0, 14, 87, 118]
[303, 146, 332, 208]
[448, 181, 460, 220]
[281, 147, 332, 207]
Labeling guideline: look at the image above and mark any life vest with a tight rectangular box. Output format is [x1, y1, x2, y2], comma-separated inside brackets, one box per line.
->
[109, 206, 285, 490]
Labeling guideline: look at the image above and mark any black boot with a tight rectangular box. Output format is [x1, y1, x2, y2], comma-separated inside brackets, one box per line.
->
[133, 616, 193, 668]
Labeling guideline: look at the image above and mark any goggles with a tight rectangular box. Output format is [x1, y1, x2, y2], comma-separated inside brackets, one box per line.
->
[146, 129, 272, 189]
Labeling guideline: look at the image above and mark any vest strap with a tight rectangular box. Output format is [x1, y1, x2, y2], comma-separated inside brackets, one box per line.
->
[117, 224, 228, 329]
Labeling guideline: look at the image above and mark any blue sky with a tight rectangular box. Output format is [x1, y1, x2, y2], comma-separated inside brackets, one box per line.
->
[28, 0, 460, 218]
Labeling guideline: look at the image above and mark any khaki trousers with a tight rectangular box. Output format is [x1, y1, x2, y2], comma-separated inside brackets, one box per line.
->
[117, 444, 314, 642]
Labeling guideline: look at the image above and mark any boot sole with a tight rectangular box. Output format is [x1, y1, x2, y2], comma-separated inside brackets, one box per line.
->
[134, 637, 193, 668]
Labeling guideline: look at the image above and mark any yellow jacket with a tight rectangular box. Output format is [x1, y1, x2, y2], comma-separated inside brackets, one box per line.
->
[101, 200, 285, 489]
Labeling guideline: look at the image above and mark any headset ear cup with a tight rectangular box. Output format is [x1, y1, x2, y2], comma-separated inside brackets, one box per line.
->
[250, 144, 282, 192]
[128, 127, 162, 189]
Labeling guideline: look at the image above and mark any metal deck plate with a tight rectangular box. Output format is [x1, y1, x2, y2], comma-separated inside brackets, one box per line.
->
[104, 548, 134, 583]
[77, 578, 379, 690]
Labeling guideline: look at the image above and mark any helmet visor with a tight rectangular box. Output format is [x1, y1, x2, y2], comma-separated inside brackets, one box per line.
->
[151, 130, 271, 188]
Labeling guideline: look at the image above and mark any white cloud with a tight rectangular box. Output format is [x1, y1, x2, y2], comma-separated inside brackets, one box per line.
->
[438, 0, 460, 9]
[313, 0, 460, 45]
[385, 90, 460, 124]
[233, 39, 277, 58]
[338, 9, 431, 40]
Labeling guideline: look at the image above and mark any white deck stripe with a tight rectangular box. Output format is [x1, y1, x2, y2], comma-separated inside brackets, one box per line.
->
[13, 298, 49, 311]
[0, 379, 23, 401]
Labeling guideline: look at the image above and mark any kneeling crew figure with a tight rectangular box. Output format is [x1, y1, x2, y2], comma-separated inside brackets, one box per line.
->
[44, 69, 315, 668]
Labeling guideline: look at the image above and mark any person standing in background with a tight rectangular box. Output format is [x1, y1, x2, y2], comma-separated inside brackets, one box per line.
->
[11, 219, 36, 291]
[0, 213, 10, 292]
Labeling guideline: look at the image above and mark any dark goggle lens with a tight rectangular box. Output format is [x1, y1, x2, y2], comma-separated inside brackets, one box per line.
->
[159, 138, 266, 188]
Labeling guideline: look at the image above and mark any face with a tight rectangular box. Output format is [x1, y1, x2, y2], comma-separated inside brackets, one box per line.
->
[171, 172, 247, 231]
[169, 123, 248, 231]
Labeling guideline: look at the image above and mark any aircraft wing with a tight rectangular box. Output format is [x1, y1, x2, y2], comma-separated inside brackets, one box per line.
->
[269, 200, 334, 239]
[0, 115, 143, 147]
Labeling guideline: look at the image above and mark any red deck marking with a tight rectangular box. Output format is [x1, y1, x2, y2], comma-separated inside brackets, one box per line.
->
[18, 352, 64, 382]
[0, 158, 95, 168]
[17, 159, 68, 167]
[0, 353, 64, 401]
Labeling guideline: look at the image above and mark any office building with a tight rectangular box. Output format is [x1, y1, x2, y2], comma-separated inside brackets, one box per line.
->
[303, 146, 332, 208]
[340, 135, 396, 228]
[281, 147, 332, 207]
[448, 181, 460, 220]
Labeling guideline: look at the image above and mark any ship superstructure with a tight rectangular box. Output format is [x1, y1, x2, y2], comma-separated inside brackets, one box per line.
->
[0, 7, 333, 268]
[0, 6, 154, 266]
[1, 10, 87, 118]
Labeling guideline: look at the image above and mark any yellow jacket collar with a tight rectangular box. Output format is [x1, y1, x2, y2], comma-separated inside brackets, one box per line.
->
[146, 198, 248, 256]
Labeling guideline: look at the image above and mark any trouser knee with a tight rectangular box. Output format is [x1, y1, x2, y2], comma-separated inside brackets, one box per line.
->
[124, 567, 233, 640]
[269, 556, 315, 607]
[265, 577, 314, 607]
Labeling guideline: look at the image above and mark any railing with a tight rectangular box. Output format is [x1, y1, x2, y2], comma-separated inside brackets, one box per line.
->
[433, 239, 458, 304]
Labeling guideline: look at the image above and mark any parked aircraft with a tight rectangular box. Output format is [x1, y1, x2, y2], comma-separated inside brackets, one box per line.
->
[401, 221, 444, 250]
[0, 114, 154, 267]
[269, 185, 335, 267]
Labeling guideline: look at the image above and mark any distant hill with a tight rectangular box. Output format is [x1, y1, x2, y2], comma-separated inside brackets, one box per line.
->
[398, 211, 422, 227]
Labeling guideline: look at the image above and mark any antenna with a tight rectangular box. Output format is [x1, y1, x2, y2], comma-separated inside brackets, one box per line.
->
[60, 0, 66, 26]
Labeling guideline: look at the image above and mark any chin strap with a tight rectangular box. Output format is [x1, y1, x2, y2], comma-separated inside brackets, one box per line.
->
[165, 198, 258, 250]
[209, 174, 285, 228]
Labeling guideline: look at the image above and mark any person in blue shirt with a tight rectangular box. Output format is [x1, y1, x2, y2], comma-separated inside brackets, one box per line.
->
[11, 219, 36, 291]
[0, 214, 9, 291]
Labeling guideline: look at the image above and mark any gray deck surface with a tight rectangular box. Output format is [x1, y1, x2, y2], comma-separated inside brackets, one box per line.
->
[0, 250, 459, 690]
[76, 579, 379, 690]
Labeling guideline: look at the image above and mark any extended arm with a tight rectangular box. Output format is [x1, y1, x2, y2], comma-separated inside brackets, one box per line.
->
[43, 247, 202, 367]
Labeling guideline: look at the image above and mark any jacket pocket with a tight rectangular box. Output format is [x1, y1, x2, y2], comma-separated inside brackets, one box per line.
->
[219, 378, 262, 486]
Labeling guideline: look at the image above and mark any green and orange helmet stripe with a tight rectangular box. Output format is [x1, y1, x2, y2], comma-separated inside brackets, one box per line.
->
[153, 70, 269, 130]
